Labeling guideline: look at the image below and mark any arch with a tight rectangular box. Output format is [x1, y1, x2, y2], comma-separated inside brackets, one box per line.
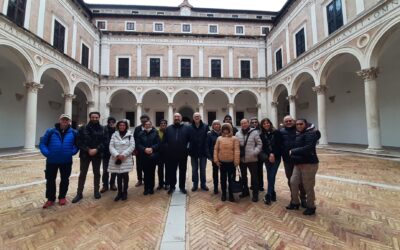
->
[73, 81, 93, 102]
[38, 64, 70, 93]
[272, 83, 289, 102]
[366, 17, 400, 68]
[139, 87, 170, 103]
[107, 88, 138, 103]
[172, 88, 200, 103]
[318, 47, 364, 84]
[0, 40, 36, 82]
[202, 88, 230, 103]
[290, 69, 318, 96]
[232, 89, 259, 104]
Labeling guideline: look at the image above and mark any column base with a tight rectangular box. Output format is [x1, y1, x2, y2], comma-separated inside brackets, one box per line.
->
[23, 147, 38, 152]
[316, 143, 328, 149]
[364, 148, 385, 154]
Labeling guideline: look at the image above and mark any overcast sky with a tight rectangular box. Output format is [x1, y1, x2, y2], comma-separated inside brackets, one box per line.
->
[83, 0, 287, 12]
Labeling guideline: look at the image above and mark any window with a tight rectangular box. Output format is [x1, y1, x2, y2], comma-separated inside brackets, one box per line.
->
[81, 43, 89, 68]
[157, 12, 165, 15]
[155, 112, 164, 127]
[261, 26, 270, 35]
[126, 22, 135, 31]
[118, 58, 130, 77]
[154, 22, 164, 32]
[96, 20, 106, 30]
[207, 13, 214, 17]
[132, 10, 139, 14]
[235, 111, 244, 126]
[207, 111, 216, 126]
[126, 112, 135, 127]
[53, 20, 66, 53]
[275, 49, 283, 71]
[232, 15, 239, 18]
[240, 60, 251, 78]
[7, 0, 26, 26]
[327, 0, 344, 34]
[256, 15, 263, 19]
[209, 25, 218, 34]
[150, 58, 161, 77]
[211, 59, 221, 78]
[180, 59, 191, 77]
[235, 25, 244, 35]
[182, 24, 191, 33]
[295, 28, 306, 57]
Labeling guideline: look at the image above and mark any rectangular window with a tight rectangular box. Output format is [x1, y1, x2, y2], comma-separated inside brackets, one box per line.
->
[209, 25, 218, 34]
[96, 21, 106, 30]
[207, 13, 214, 17]
[150, 58, 161, 77]
[235, 112, 244, 126]
[53, 20, 66, 53]
[180, 59, 191, 77]
[118, 58, 130, 77]
[126, 112, 135, 127]
[327, 0, 344, 34]
[81, 43, 89, 68]
[182, 24, 191, 33]
[154, 23, 164, 32]
[126, 22, 135, 31]
[235, 26, 244, 35]
[155, 112, 164, 127]
[240, 60, 251, 79]
[295, 28, 306, 57]
[7, 0, 26, 26]
[256, 15, 263, 19]
[261, 26, 270, 35]
[275, 49, 283, 71]
[157, 12, 165, 15]
[232, 15, 239, 18]
[211, 59, 221, 78]
[207, 111, 216, 126]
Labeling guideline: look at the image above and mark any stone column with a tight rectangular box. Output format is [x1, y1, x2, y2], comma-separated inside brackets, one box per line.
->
[270, 101, 279, 128]
[357, 67, 382, 150]
[23, 82, 43, 151]
[287, 95, 297, 119]
[87, 101, 95, 116]
[136, 103, 143, 126]
[257, 103, 262, 120]
[62, 93, 76, 117]
[313, 85, 328, 145]
[228, 103, 235, 125]
[105, 103, 111, 122]
[198, 103, 204, 120]
[168, 103, 174, 125]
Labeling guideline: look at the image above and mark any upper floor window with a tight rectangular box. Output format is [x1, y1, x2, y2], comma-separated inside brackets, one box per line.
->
[207, 13, 214, 17]
[118, 57, 130, 77]
[261, 26, 270, 36]
[232, 15, 239, 18]
[150, 58, 161, 77]
[211, 59, 222, 78]
[96, 20, 107, 30]
[295, 28, 306, 57]
[81, 43, 89, 68]
[182, 24, 191, 33]
[7, 0, 26, 26]
[240, 60, 251, 79]
[256, 16, 263, 19]
[235, 25, 245, 35]
[327, 0, 344, 34]
[209, 25, 218, 34]
[53, 20, 66, 53]
[154, 22, 164, 32]
[180, 58, 191, 77]
[275, 49, 283, 71]
[126, 22, 135, 31]
[157, 12, 164, 15]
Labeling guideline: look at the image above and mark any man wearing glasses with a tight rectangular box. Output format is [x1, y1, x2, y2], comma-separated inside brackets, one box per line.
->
[280, 115, 306, 208]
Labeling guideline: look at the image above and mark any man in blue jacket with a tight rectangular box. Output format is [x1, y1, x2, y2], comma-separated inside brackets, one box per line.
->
[39, 114, 79, 208]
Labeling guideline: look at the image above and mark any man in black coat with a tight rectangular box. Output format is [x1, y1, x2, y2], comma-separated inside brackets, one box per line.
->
[205, 120, 221, 194]
[72, 112, 108, 203]
[100, 116, 117, 193]
[163, 113, 191, 194]
[133, 114, 150, 187]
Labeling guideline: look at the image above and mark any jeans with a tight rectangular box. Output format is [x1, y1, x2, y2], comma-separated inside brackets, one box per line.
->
[240, 162, 259, 196]
[77, 157, 102, 194]
[136, 155, 144, 182]
[265, 158, 281, 195]
[257, 159, 264, 189]
[167, 156, 188, 190]
[191, 156, 207, 188]
[212, 161, 219, 191]
[220, 162, 234, 195]
[116, 172, 129, 194]
[45, 163, 72, 201]
[102, 156, 116, 188]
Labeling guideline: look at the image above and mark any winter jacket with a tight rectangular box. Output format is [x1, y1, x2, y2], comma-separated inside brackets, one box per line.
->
[136, 128, 161, 163]
[77, 122, 108, 159]
[206, 130, 220, 161]
[235, 128, 263, 163]
[214, 124, 240, 167]
[280, 125, 297, 162]
[259, 129, 283, 161]
[108, 130, 135, 173]
[162, 123, 191, 160]
[290, 125, 321, 164]
[104, 125, 116, 159]
[39, 124, 79, 164]
[188, 121, 210, 158]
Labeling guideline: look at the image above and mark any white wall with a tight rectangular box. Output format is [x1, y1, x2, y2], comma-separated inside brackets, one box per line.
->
[204, 91, 229, 124]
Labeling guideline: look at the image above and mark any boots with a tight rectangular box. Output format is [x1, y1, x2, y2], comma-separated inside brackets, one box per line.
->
[286, 203, 300, 210]
[303, 207, 316, 216]
[263, 194, 271, 205]
[271, 191, 277, 202]
[114, 192, 122, 201]
[221, 192, 227, 201]
[228, 192, 235, 202]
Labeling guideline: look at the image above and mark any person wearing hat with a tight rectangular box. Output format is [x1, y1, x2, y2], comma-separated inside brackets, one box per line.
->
[39, 114, 79, 208]
[100, 117, 117, 193]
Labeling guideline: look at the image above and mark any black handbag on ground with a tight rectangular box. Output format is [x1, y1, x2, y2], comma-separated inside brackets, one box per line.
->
[231, 167, 243, 193]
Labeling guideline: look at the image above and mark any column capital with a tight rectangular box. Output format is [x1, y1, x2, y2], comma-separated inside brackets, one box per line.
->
[312, 85, 327, 95]
[257, 103, 261, 108]
[62, 93, 76, 101]
[168, 102, 174, 106]
[86, 101, 95, 107]
[227, 103, 235, 108]
[106, 103, 112, 108]
[287, 95, 297, 102]
[136, 103, 143, 107]
[198, 102, 204, 107]
[271, 101, 279, 107]
[357, 67, 379, 80]
[24, 82, 43, 93]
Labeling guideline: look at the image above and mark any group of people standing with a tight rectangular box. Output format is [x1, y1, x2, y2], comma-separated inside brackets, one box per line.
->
[39, 110, 320, 216]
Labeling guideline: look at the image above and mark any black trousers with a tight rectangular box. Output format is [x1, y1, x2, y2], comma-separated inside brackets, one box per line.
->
[157, 159, 168, 186]
[116, 172, 129, 194]
[212, 162, 219, 191]
[220, 162, 234, 195]
[257, 159, 264, 189]
[45, 163, 72, 201]
[143, 158, 156, 191]
[136, 155, 144, 182]
[77, 157, 102, 194]
[167, 156, 188, 190]
[240, 162, 259, 196]
[102, 156, 116, 188]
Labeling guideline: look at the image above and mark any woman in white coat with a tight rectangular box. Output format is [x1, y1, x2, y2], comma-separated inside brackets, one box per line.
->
[108, 120, 135, 201]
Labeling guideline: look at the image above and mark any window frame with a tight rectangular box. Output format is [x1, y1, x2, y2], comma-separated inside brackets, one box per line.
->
[6, 0, 27, 27]
[181, 23, 192, 33]
[208, 24, 219, 34]
[96, 20, 107, 30]
[116, 56, 131, 77]
[239, 59, 252, 79]
[147, 56, 163, 77]
[178, 57, 193, 77]
[235, 25, 245, 35]
[51, 15, 68, 54]
[153, 22, 164, 32]
[260, 26, 270, 36]
[323, 0, 347, 37]
[80, 40, 91, 69]
[274, 47, 283, 72]
[209, 57, 223, 78]
[293, 24, 307, 58]
[125, 21, 136, 32]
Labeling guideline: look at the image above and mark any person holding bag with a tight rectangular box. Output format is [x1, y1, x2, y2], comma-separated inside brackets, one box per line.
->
[259, 118, 282, 205]
[108, 120, 135, 201]
[213, 123, 240, 202]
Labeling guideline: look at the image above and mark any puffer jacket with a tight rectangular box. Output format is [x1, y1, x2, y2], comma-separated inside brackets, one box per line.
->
[108, 130, 135, 173]
[235, 128, 262, 163]
[188, 121, 210, 158]
[77, 122, 108, 158]
[162, 123, 191, 160]
[280, 125, 297, 162]
[290, 124, 321, 164]
[206, 130, 220, 161]
[39, 124, 78, 164]
[260, 129, 283, 160]
[136, 128, 161, 162]
[214, 124, 240, 167]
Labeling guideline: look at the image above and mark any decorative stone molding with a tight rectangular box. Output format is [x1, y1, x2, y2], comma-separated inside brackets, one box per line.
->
[70, 72, 77, 81]
[106, 103, 112, 108]
[34, 55, 43, 66]
[257, 103, 262, 108]
[357, 67, 379, 80]
[167, 86, 175, 93]
[136, 87, 143, 92]
[198, 87, 204, 93]
[287, 95, 297, 102]
[228, 88, 235, 94]
[312, 60, 320, 71]
[271, 101, 279, 107]
[357, 34, 370, 49]
[86, 101, 95, 107]
[62, 93, 76, 101]
[312, 85, 328, 95]
[24, 82, 43, 93]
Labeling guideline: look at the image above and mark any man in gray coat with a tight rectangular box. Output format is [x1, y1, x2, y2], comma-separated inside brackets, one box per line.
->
[236, 118, 263, 202]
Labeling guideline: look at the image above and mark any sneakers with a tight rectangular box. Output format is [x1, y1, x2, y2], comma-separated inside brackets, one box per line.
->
[72, 194, 83, 203]
[252, 195, 259, 202]
[59, 198, 67, 206]
[42, 200, 54, 209]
